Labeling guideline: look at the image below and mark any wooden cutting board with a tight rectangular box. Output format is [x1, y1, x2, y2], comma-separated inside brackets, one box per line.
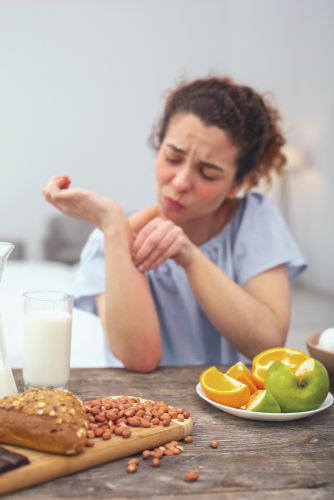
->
[0, 397, 193, 496]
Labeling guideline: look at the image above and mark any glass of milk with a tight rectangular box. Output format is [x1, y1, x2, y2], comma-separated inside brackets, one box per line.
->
[23, 291, 74, 391]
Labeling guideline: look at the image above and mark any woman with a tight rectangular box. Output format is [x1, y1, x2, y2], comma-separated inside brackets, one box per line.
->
[43, 77, 307, 372]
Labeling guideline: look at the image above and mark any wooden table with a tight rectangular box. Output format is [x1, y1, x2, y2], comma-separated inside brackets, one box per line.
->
[4, 367, 334, 500]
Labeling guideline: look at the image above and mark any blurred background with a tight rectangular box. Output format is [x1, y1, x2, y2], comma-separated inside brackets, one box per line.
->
[0, 0, 333, 366]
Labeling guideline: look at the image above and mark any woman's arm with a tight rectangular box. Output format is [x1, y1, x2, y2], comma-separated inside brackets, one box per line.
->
[43, 176, 162, 372]
[131, 217, 290, 359]
[94, 220, 161, 373]
[183, 250, 290, 359]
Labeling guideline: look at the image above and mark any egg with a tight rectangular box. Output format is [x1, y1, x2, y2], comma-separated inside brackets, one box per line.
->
[318, 327, 334, 353]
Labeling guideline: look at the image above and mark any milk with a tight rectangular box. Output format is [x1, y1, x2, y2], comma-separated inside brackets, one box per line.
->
[23, 309, 72, 389]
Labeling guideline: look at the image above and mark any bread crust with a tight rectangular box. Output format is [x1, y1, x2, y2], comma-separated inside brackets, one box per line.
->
[0, 388, 87, 455]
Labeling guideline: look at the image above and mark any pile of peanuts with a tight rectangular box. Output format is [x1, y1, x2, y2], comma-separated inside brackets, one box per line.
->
[80, 396, 191, 447]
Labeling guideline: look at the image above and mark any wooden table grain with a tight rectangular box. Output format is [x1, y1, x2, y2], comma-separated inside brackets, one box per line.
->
[4, 367, 334, 500]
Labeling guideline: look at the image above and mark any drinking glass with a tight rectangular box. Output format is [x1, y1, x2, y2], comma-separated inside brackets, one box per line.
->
[23, 291, 74, 391]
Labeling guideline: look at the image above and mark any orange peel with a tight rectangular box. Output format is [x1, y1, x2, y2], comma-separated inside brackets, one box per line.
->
[200, 366, 250, 408]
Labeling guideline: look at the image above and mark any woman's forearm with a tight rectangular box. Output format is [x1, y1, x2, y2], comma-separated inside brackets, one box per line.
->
[100, 212, 161, 372]
[183, 249, 290, 359]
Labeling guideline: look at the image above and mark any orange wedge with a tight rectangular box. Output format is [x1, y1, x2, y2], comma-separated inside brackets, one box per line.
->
[200, 366, 251, 408]
[226, 362, 258, 395]
[252, 347, 311, 389]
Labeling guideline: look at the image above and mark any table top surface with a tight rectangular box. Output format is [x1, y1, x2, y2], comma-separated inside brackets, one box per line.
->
[4, 367, 334, 500]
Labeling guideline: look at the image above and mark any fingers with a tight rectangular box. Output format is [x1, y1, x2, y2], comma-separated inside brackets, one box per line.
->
[131, 218, 187, 272]
[42, 175, 71, 201]
[132, 218, 172, 266]
[137, 238, 181, 272]
[135, 231, 178, 271]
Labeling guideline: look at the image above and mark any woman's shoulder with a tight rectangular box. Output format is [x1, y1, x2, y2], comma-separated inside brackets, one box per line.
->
[242, 192, 279, 212]
[128, 205, 160, 233]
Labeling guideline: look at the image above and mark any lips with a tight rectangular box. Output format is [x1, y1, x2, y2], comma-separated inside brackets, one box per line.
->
[163, 196, 185, 211]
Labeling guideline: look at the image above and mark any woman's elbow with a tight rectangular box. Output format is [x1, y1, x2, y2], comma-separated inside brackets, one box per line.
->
[123, 353, 161, 373]
[110, 342, 162, 373]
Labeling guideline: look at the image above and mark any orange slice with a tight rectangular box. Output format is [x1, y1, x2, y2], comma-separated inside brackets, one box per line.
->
[200, 366, 251, 408]
[226, 362, 258, 395]
[252, 347, 311, 389]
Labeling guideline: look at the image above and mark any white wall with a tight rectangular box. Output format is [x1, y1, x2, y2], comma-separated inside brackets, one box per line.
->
[1, 0, 333, 293]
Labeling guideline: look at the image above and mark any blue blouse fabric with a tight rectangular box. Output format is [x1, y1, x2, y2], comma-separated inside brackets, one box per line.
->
[72, 193, 307, 367]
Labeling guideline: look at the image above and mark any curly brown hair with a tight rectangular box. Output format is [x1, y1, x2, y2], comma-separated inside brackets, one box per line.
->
[149, 76, 286, 190]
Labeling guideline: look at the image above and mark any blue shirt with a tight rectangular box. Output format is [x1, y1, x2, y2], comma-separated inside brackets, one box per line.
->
[73, 193, 307, 367]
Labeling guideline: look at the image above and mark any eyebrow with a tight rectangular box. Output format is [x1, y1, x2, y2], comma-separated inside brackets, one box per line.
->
[166, 144, 224, 172]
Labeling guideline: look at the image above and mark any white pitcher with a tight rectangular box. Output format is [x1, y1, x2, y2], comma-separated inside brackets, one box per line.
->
[0, 243, 18, 398]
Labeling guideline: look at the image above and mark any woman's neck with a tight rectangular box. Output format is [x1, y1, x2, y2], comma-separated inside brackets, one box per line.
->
[178, 198, 241, 246]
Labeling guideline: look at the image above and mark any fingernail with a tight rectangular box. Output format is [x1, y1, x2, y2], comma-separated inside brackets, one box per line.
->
[138, 265, 144, 271]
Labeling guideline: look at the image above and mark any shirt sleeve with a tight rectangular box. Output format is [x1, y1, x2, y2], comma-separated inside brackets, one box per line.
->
[233, 193, 307, 286]
[72, 228, 106, 315]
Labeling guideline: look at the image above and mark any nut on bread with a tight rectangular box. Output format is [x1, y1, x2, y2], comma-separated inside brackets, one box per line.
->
[0, 388, 87, 455]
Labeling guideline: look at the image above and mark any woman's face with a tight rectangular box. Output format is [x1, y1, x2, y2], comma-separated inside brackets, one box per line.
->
[155, 113, 242, 224]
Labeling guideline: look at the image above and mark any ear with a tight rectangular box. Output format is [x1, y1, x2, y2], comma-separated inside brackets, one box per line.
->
[226, 174, 251, 199]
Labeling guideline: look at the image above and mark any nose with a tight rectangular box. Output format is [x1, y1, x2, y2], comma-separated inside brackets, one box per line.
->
[171, 165, 193, 193]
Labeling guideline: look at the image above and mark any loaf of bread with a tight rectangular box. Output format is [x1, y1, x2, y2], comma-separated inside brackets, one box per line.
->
[0, 388, 87, 455]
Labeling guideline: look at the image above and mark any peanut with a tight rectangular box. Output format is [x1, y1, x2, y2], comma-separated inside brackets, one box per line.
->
[87, 430, 95, 439]
[102, 431, 112, 440]
[115, 417, 128, 425]
[210, 440, 218, 448]
[122, 428, 131, 439]
[114, 426, 124, 436]
[185, 471, 199, 482]
[159, 413, 170, 421]
[152, 458, 160, 467]
[85, 439, 95, 447]
[127, 458, 139, 465]
[94, 428, 103, 437]
[183, 410, 190, 419]
[127, 417, 140, 427]
[178, 414, 185, 422]
[164, 450, 174, 456]
[90, 407, 100, 415]
[183, 436, 193, 443]
[163, 418, 171, 427]
[152, 451, 163, 459]
[168, 410, 178, 419]
[95, 415, 106, 423]
[152, 418, 160, 425]
[140, 420, 151, 428]
[127, 464, 137, 473]
[142, 450, 151, 459]
[125, 409, 136, 417]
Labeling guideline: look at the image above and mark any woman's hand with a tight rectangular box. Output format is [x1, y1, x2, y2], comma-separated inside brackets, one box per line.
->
[131, 217, 198, 272]
[42, 175, 123, 232]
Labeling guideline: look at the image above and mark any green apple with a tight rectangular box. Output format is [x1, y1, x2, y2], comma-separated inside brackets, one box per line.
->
[245, 389, 281, 413]
[265, 358, 330, 413]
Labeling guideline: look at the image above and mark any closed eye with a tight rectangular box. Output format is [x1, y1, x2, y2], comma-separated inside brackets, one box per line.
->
[165, 156, 181, 164]
[201, 170, 216, 181]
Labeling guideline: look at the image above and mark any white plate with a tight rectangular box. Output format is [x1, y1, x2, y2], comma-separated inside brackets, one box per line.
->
[196, 383, 334, 421]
